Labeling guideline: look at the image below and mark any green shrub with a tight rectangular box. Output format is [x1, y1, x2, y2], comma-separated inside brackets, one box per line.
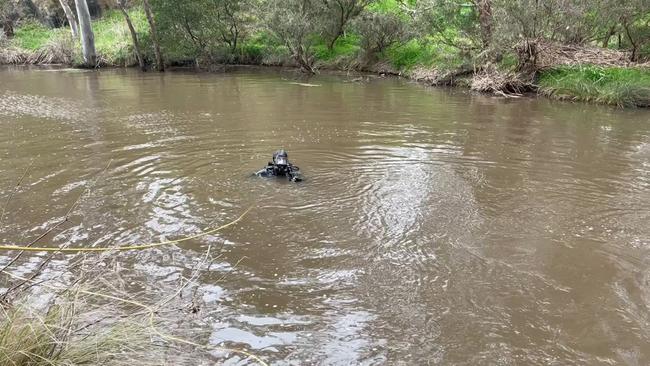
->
[312, 33, 360, 61]
[386, 39, 425, 69]
[385, 38, 464, 72]
[240, 31, 289, 64]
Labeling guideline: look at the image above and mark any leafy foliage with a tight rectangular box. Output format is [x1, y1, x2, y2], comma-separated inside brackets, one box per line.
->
[354, 11, 408, 63]
[4, 0, 650, 105]
[151, 0, 253, 64]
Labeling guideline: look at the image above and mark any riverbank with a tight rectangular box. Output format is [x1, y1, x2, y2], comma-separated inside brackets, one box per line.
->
[537, 65, 650, 107]
[2, 8, 649, 108]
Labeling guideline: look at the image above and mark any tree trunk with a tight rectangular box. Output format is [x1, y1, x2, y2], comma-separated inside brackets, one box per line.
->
[602, 25, 616, 48]
[58, 0, 78, 38]
[295, 45, 315, 74]
[622, 21, 638, 62]
[475, 0, 492, 48]
[74, 0, 96, 67]
[142, 0, 164, 71]
[117, 1, 145, 70]
[327, 6, 346, 51]
[2, 19, 13, 37]
[327, 27, 342, 50]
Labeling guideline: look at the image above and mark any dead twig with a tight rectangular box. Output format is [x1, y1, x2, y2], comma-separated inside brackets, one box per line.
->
[515, 38, 636, 72]
[0, 159, 34, 225]
[470, 64, 537, 95]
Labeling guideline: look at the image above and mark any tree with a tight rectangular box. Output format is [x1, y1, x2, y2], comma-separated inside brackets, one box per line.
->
[473, 0, 492, 48]
[491, 0, 613, 45]
[266, 0, 324, 73]
[152, 0, 252, 63]
[599, 0, 650, 61]
[0, 0, 16, 38]
[211, 0, 249, 53]
[354, 11, 408, 64]
[414, 0, 484, 52]
[321, 0, 374, 50]
[117, 0, 145, 70]
[74, 0, 97, 67]
[143, 0, 164, 71]
[58, 0, 79, 38]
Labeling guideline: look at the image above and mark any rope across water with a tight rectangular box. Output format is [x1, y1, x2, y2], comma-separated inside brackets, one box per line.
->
[0, 206, 253, 253]
[1, 205, 267, 364]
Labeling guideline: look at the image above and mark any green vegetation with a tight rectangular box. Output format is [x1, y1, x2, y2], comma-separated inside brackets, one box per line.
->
[313, 34, 360, 62]
[11, 21, 61, 50]
[239, 31, 288, 65]
[385, 39, 465, 72]
[2, 0, 650, 107]
[5, 7, 148, 67]
[92, 8, 149, 66]
[538, 66, 650, 107]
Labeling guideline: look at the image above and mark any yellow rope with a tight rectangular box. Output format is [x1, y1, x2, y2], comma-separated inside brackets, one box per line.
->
[0, 206, 253, 253]
[1, 270, 269, 366]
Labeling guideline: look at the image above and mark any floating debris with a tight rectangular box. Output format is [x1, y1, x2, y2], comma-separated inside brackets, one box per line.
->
[289, 82, 321, 87]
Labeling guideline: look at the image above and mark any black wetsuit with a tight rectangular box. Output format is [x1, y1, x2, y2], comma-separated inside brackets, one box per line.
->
[256, 163, 303, 182]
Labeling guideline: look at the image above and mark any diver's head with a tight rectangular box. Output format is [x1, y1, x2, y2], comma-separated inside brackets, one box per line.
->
[272, 149, 288, 167]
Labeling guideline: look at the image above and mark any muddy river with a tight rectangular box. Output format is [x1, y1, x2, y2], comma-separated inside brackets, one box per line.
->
[1, 66, 649, 365]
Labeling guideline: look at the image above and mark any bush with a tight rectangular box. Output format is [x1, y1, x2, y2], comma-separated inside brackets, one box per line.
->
[240, 31, 289, 65]
[354, 11, 408, 64]
[384, 38, 465, 72]
[312, 33, 360, 61]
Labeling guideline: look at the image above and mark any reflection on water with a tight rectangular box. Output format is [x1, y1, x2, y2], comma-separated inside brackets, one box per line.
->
[1, 66, 649, 365]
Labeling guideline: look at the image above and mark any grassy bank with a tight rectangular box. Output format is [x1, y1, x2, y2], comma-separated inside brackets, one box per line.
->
[3, 9, 650, 108]
[538, 66, 650, 107]
[2, 8, 148, 67]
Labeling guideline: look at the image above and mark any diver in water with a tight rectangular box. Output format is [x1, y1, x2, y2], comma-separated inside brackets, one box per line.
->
[256, 149, 303, 182]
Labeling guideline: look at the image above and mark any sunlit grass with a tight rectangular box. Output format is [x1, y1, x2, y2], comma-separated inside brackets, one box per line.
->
[12, 21, 67, 51]
[92, 8, 150, 66]
[9, 8, 149, 66]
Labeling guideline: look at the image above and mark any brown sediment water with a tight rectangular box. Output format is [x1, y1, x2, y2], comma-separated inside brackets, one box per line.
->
[1, 66, 649, 365]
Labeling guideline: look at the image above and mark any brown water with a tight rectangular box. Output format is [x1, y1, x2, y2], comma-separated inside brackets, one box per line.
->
[1, 66, 649, 365]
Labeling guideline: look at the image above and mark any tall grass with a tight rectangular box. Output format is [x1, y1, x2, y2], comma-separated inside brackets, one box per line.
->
[93, 8, 150, 66]
[8, 8, 149, 66]
[11, 21, 63, 51]
[538, 66, 650, 107]
[0, 291, 150, 366]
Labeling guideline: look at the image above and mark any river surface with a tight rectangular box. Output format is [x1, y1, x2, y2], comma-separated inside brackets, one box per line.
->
[1, 66, 649, 365]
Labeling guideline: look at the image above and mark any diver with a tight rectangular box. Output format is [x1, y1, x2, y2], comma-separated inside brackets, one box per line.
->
[256, 149, 303, 182]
